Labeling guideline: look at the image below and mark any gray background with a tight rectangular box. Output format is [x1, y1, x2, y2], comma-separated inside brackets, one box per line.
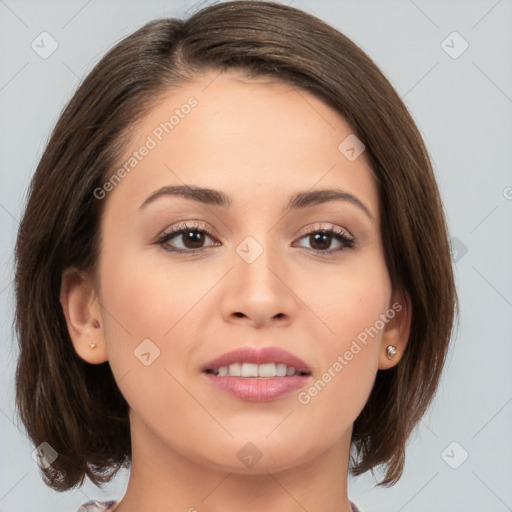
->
[1, 0, 511, 511]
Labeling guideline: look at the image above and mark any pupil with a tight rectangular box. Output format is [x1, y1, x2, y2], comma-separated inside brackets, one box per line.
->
[185, 230, 204, 248]
[311, 233, 330, 250]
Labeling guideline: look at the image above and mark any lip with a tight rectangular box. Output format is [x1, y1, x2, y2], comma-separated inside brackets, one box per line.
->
[201, 346, 312, 402]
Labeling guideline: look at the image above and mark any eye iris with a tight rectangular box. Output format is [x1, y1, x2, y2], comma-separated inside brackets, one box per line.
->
[310, 232, 331, 251]
[183, 230, 204, 249]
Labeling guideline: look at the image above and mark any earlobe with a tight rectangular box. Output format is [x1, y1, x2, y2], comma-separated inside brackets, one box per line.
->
[59, 268, 108, 364]
[378, 292, 412, 370]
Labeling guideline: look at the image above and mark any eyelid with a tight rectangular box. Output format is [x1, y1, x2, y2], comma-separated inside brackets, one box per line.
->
[295, 222, 353, 239]
[157, 220, 217, 240]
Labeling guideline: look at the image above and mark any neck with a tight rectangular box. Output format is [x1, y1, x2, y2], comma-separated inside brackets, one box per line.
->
[112, 415, 354, 512]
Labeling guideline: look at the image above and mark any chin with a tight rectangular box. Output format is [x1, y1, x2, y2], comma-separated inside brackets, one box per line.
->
[190, 439, 319, 476]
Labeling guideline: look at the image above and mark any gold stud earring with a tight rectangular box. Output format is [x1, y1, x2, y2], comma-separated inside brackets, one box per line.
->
[89, 343, 97, 349]
[386, 345, 398, 360]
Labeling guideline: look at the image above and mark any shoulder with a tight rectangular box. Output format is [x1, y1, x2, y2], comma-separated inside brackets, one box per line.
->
[76, 500, 118, 512]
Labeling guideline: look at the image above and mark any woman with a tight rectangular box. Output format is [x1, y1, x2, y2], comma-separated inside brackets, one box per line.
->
[14, 2, 458, 511]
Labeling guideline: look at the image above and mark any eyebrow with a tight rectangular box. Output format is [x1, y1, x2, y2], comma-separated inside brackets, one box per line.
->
[139, 185, 374, 220]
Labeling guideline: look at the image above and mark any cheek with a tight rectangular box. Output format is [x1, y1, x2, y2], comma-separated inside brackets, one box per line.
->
[303, 251, 391, 403]
[96, 237, 225, 398]
[98, 216, 208, 336]
[308, 247, 392, 348]
[96, 250, 209, 427]
[294, 276, 391, 443]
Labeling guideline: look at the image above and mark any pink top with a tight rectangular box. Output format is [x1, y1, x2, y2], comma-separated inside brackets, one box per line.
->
[76, 501, 117, 511]
[76, 500, 362, 511]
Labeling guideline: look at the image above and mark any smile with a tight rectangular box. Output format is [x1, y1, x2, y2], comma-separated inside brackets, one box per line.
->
[201, 345, 313, 401]
[205, 362, 311, 378]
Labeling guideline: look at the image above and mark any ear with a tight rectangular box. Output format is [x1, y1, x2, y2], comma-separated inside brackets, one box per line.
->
[59, 267, 108, 364]
[378, 289, 412, 370]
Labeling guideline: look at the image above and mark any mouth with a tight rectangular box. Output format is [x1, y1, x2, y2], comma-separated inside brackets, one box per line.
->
[202, 345, 312, 377]
[201, 346, 312, 401]
[204, 362, 311, 378]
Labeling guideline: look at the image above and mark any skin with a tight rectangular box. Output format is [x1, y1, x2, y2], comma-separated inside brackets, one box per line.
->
[60, 71, 411, 512]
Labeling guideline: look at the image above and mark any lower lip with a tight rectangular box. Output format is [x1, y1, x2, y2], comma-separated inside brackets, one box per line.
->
[203, 373, 311, 402]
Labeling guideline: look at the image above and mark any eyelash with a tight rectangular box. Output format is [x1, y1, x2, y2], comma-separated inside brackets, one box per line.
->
[155, 221, 356, 256]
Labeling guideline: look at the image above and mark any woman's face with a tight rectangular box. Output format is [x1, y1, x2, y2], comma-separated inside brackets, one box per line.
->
[72, 71, 408, 473]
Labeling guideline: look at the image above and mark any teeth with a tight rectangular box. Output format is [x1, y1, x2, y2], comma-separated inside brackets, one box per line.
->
[211, 362, 305, 377]
[217, 366, 229, 376]
[258, 363, 275, 377]
[242, 363, 259, 377]
[276, 363, 287, 376]
[228, 363, 241, 376]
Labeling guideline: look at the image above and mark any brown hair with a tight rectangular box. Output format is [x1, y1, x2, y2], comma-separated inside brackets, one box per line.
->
[15, 0, 458, 491]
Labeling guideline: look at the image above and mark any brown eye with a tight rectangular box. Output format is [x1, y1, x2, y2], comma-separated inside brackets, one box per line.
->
[156, 222, 218, 254]
[295, 227, 355, 254]
[171, 229, 207, 250]
[308, 232, 333, 251]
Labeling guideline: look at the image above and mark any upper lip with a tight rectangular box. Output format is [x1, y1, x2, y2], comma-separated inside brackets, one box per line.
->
[202, 346, 311, 374]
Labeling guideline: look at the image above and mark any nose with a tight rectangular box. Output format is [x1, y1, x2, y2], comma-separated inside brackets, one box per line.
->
[220, 238, 298, 329]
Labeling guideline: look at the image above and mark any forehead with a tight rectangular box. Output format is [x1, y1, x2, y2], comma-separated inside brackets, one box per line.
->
[140, 71, 358, 154]
[104, 71, 378, 218]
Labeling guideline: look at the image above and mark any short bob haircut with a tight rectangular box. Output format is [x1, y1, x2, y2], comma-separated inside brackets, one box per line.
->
[15, 0, 458, 492]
